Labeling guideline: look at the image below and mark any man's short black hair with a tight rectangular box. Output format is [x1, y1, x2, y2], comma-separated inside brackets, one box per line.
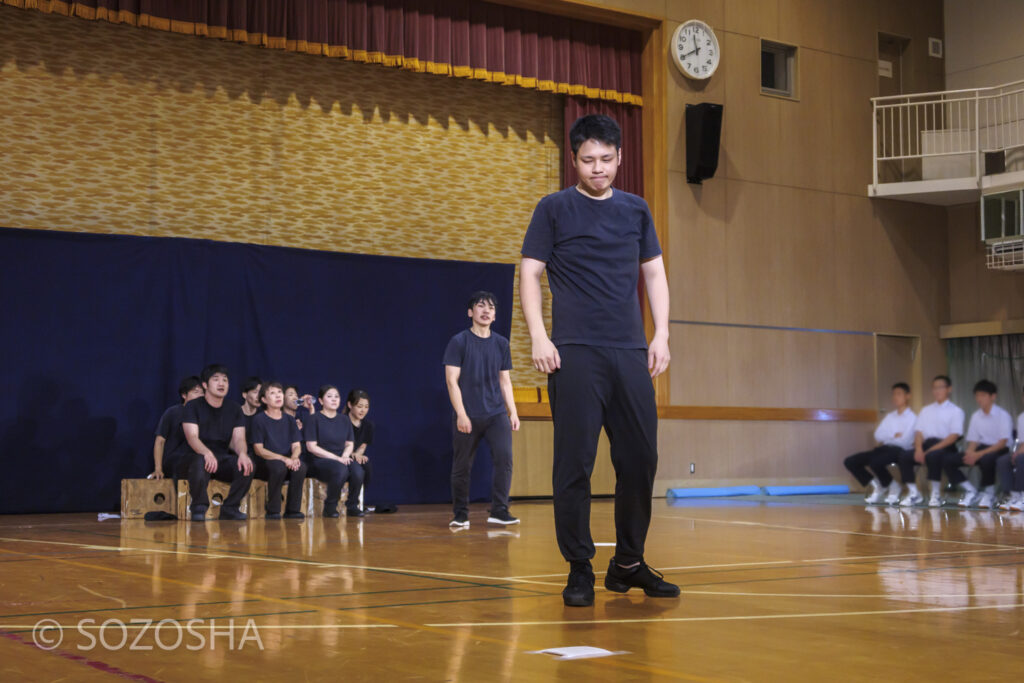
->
[891, 382, 911, 393]
[569, 114, 622, 155]
[467, 291, 497, 309]
[178, 375, 201, 401]
[200, 363, 229, 384]
[973, 379, 997, 395]
[933, 374, 952, 387]
[241, 376, 261, 394]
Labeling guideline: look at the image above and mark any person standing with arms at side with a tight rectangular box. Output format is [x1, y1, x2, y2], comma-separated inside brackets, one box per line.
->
[444, 292, 521, 529]
[520, 114, 679, 607]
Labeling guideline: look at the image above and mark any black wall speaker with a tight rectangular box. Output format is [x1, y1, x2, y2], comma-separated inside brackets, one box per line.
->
[685, 102, 723, 184]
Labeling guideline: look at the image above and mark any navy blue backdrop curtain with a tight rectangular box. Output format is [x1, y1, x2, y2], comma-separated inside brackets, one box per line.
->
[0, 226, 514, 513]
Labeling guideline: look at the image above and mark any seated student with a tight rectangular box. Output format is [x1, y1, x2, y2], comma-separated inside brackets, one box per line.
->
[251, 381, 307, 520]
[151, 375, 204, 480]
[345, 389, 374, 502]
[240, 376, 262, 452]
[284, 385, 316, 432]
[178, 364, 254, 521]
[949, 380, 1013, 509]
[997, 389, 1024, 511]
[304, 384, 364, 518]
[844, 382, 916, 505]
[899, 375, 965, 508]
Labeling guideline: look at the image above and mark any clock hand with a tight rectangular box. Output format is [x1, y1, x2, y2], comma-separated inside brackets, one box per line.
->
[682, 46, 700, 58]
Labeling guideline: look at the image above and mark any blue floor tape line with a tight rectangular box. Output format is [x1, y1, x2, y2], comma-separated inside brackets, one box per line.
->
[763, 485, 851, 496]
[666, 486, 762, 499]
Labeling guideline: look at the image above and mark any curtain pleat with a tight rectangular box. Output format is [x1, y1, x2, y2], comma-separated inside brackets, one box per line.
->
[2, 0, 643, 104]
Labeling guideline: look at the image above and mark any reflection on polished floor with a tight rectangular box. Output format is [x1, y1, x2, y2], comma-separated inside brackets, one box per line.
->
[1, 497, 1022, 681]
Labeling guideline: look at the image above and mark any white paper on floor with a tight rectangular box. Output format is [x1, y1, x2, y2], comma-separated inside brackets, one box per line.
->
[593, 542, 616, 547]
[529, 646, 629, 660]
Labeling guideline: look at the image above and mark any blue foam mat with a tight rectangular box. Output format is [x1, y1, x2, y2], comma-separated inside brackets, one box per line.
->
[666, 486, 762, 499]
[763, 485, 851, 496]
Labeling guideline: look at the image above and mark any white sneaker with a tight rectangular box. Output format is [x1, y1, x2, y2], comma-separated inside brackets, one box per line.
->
[999, 495, 1016, 511]
[927, 494, 943, 508]
[1010, 498, 1024, 512]
[959, 490, 982, 508]
[865, 487, 886, 504]
[900, 491, 924, 507]
[977, 492, 995, 509]
[884, 483, 903, 506]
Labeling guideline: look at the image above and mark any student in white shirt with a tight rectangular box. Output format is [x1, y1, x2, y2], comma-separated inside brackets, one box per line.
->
[950, 380, 1013, 508]
[997, 387, 1024, 511]
[899, 375, 965, 507]
[844, 383, 916, 505]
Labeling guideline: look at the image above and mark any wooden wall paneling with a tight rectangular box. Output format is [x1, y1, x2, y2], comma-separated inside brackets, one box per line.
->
[722, 0, 778, 39]
[667, 176, 728, 321]
[830, 54, 877, 196]
[777, 47, 834, 192]
[721, 32, 780, 183]
[834, 332, 879, 410]
[668, 322, 731, 405]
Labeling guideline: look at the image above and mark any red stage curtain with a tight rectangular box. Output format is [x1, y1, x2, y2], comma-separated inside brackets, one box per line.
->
[563, 96, 643, 196]
[2, 0, 643, 105]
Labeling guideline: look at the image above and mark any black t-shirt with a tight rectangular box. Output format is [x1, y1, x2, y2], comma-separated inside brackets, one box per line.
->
[251, 411, 301, 457]
[242, 410, 258, 448]
[521, 186, 661, 348]
[182, 397, 246, 455]
[156, 404, 187, 462]
[351, 418, 375, 450]
[443, 329, 512, 418]
[303, 411, 354, 454]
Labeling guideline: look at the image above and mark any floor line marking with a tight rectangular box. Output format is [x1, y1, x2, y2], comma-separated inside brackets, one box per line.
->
[425, 601, 1024, 627]
[0, 623, 397, 630]
[503, 548, 1017, 579]
[679, 590, 1024, 598]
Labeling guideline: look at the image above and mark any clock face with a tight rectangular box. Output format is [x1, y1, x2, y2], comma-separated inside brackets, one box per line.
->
[671, 20, 720, 80]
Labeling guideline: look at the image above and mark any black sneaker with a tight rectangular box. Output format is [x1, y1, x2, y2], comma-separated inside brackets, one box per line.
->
[323, 508, 340, 518]
[265, 512, 282, 520]
[487, 510, 520, 525]
[449, 512, 470, 528]
[604, 559, 680, 598]
[347, 508, 365, 518]
[190, 512, 207, 523]
[218, 507, 248, 521]
[283, 511, 305, 520]
[562, 561, 595, 607]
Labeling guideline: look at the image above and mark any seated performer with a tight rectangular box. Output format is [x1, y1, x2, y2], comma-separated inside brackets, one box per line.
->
[899, 375, 964, 508]
[150, 375, 203, 480]
[304, 384, 364, 518]
[178, 364, 254, 521]
[843, 382, 915, 505]
[251, 381, 308, 519]
[997, 388, 1024, 511]
[952, 380, 1013, 509]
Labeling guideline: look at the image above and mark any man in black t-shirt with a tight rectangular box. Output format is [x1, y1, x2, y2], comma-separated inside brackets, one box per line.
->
[179, 364, 254, 521]
[443, 291, 520, 529]
[521, 115, 679, 607]
[240, 376, 262, 454]
[150, 375, 203, 480]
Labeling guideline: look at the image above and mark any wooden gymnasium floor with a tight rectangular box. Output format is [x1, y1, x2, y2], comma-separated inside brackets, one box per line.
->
[1, 496, 1023, 682]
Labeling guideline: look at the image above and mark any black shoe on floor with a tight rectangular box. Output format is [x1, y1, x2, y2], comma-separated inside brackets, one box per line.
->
[283, 511, 305, 520]
[487, 509, 520, 525]
[347, 508, 365, 518]
[604, 558, 680, 598]
[449, 512, 470, 529]
[190, 512, 207, 522]
[265, 512, 282, 520]
[218, 507, 248, 521]
[323, 508, 340, 518]
[562, 561, 595, 607]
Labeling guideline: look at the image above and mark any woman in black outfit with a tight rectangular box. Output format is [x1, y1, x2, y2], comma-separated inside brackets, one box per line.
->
[304, 385, 365, 517]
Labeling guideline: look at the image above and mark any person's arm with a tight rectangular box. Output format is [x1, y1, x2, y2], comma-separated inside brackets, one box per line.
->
[183, 423, 218, 473]
[254, 443, 289, 462]
[445, 365, 472, 434]
[640, 255, 670, 378]
[151, 436, 166, 479]
[913, 430, 926, 463]
[231, 426, 253, 475]
[498, 370, 520, 431]
[306, 441, 343, 462]
[969, 439, 1008, 460]
[925, 433, 960, 453]
[520, 257, 560, 374]
[341, 440, 354, 464]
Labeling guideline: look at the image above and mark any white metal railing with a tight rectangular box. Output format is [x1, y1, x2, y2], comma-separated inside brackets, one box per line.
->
[872, 79, 1024, 187]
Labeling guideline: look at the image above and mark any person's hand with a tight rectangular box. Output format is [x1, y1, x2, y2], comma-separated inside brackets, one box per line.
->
[457, 414, 472, 434]
[648, 334, 671, 378]
[301, 395, 315, 412]
[340, 454, 353, 465]
[913, 448, 926, 464]
[354, 453, 368, 465]
[532, 336, 561, 374]
[962, 452, 979, 466]
[238, 454, 254, 476]
[149, 470, 164, 480]
[285, 457, 301, 471]
[204, 453, 218, 473]
[510, 414, 521, 432]
[894, 432, 903, 439]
